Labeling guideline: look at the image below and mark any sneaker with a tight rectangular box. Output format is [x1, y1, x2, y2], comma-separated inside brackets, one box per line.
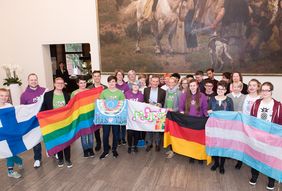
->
[8, 171, 21, 179]
[33, 160, 41, 168]
[95, 144, 101, 152]
[66, 161, 73, 168]
[128, 147, 132, 154]
[89, 149, 95, 158]
[118, 140, 122, 146]
[266, 181, 275, 190]
[83, 150, 89, 158]
[58, 160, 64, 168]
[166, 151, 174, 159]
[145, 145, 153, 152]
[210, 164, 219, 171]
[122, 140, 127, 145]
[249, 177, 257, 186]
[99, 152, 109, 160]
[133, 146, 138, 153]
[113, 150, 119, 158]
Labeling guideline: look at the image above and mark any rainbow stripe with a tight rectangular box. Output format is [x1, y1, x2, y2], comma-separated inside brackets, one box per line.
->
[206, 111, 282, 182]
[37, 87, 103, 156]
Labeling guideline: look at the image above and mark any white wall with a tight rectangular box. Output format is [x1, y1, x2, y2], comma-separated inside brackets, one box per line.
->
[0, 0, 100, 90]
[0, 0, 281, 100]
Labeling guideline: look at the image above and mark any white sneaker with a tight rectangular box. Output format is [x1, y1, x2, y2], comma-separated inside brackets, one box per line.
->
[34, 160, 41, 168]
[8, 171, 21, 179]
[166, 151, 174, 159]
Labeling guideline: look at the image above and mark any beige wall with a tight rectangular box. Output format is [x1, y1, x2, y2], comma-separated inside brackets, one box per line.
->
[0, 0, 281, 100]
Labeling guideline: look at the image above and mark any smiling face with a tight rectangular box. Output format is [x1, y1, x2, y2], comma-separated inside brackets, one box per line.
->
[92, 72, 101, 84]
[232, 83, 243, 94]
[116, 72, 124, 81]
[205, 82, 213, 92]
[168, 78, 176, 89]
[150, 77, 159, 88]
[54, 78, 65, 91]
[108, 79, 117, 89]
[217, 85, 227, 96]
[0, 90, 9, 105]
[28, 74, 39, 88]
[261, 84, 272, 100]
[248, 81, 259, 94]
[232, 73, 241, 83]
[77, 80, 87, 90]
[189, 81, 198, 94]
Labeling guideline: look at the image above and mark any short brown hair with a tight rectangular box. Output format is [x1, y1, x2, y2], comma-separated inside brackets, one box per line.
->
[107, 75, 117, 82]
[261, 82, 274, 91]
[217, 80, 228, 89]
[92, 70, 101, 75]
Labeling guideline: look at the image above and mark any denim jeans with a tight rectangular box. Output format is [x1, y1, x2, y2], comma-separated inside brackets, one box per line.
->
[145, 132, 161, 146]
[117, 125, 126, 141]
[7, 156, 23, 168]
[33, 143, 42, 161]
[81, 133, 94, 150]
[103, 125, 119, 153]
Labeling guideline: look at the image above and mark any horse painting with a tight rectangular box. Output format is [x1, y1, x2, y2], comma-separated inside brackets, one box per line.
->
[123, 0, 191, 54]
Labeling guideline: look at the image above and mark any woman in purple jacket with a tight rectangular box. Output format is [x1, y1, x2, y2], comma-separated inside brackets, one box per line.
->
[179, 79, 208, 163]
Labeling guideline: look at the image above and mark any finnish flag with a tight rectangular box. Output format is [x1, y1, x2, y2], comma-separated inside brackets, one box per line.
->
[0, 100, 43, 159]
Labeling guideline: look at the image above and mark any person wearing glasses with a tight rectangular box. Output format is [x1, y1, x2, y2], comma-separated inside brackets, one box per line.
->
[41, 77, 72, 168]
[203, 79, 217, 101]
[208, 80, 234, 174]
[179, 77, 189, 93]
[248, 82, 282, 190]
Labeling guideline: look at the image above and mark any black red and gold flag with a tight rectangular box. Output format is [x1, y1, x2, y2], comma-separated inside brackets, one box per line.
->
[164, 111, 211, 164]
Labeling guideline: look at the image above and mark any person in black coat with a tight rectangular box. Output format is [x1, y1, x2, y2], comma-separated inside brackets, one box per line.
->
[41, 77, 72, 168]
[143, 75, 166, 152]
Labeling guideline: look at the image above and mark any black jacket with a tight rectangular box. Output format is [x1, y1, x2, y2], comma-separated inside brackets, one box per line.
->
[40, 90, 70, 111]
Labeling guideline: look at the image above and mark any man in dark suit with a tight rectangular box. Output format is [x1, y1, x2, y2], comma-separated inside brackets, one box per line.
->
[143, 75, 166, 152]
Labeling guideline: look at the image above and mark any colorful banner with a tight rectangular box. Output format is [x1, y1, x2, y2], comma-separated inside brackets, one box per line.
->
[206, 111, 282, 182]
[164, 111, 211, 164]
[126, 100, 167, 132]
[0, 100, 43, 159]
[94, 99, 127, 125]
[37, 87, 102, 156]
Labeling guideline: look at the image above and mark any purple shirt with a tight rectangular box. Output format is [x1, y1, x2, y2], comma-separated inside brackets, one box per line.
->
[125, 91, 144, 102]
[20, 86, 46, 105]
[116, 81, 130, 93]
[179, 92, 208, 117]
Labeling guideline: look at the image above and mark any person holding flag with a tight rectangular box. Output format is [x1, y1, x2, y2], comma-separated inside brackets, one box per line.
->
[0, 88, 23, 178]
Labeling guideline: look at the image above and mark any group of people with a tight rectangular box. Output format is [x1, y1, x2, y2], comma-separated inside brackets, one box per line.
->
[0, 68, 281, 190]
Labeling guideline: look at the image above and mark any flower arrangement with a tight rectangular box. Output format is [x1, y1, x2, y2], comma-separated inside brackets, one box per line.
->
[2, 64, 22, 86]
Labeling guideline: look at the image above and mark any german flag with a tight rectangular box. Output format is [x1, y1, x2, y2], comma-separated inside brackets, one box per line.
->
[164, 111, 212, 164]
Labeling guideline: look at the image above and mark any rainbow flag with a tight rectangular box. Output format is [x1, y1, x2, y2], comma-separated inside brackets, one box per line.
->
[206, 111, 282, 181]
[37, 87, 103, 156]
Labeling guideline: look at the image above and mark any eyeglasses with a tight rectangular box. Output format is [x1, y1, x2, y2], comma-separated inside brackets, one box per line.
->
[261, 89, 272, 93]
[217, 88, 226, 91]
[205, 85, 213, 87]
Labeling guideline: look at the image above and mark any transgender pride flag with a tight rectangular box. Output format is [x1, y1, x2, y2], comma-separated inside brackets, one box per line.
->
[206, 111, 282, 182]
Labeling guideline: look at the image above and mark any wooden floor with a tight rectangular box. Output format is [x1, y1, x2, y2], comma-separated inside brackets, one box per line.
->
[0, 140, 281, 191]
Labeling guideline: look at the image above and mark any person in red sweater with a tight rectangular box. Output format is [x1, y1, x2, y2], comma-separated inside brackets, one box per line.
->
[249, 82, 282, 190]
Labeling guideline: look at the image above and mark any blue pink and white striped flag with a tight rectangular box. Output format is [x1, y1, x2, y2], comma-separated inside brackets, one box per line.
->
[206, 111, 282, 182]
